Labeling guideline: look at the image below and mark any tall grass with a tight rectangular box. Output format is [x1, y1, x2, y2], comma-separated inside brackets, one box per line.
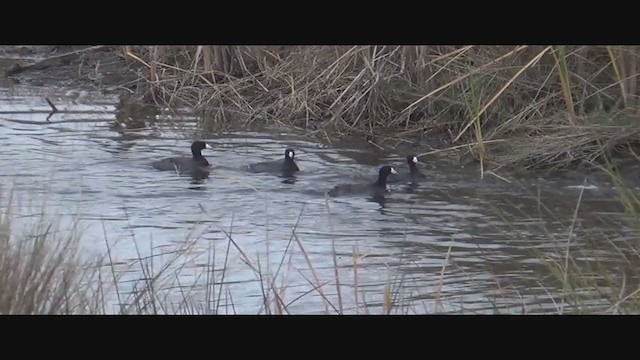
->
[2, 173, 639, 315]
[475, 151, 640, 314]
[0, 188, 100, 314]
[119, 45, 640, 172]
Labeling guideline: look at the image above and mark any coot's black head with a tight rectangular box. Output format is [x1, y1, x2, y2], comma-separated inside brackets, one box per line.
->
[376, 165, 397, 185]
[379, 165, 398, 177]
[284, 147, 295, 161]
[407, 155, 419, 169]
[191, 140, 212, 158]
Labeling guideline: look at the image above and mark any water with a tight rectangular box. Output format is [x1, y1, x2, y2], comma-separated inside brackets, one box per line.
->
[0, 84, 637, 314]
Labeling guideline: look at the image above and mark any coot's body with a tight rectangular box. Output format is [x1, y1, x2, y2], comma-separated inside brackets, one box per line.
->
[152, 141, 213, 174]
[328, 165, 397, 197]
[248, 147, 300, 176]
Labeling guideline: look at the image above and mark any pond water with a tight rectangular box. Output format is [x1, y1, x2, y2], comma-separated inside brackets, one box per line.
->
[0, 84, 637, 314]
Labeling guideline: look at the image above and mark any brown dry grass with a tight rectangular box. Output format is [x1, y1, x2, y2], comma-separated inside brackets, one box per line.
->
[0, 188, 101, 314]
[118, 45, 640, 172]
[2, 176, 640, 314]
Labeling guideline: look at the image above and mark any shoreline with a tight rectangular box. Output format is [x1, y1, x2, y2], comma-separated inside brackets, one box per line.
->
[1, 45, 639, 181]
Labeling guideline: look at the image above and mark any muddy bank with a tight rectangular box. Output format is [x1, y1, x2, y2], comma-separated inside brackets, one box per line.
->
[118, 46, 640, 178]
[0, 46, 141, 94]
[0, 46, 443, 152]
[2, 45, 640, 184]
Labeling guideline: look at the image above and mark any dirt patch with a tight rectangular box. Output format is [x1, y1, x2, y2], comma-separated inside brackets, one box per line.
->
[0, 46, 142, 94]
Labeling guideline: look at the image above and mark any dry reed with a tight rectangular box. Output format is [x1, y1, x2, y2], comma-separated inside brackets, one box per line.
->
[120, 45, 640, 172]
[1, 172, 639, 314]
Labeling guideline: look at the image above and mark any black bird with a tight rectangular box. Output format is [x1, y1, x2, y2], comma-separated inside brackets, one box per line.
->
[389, 154, 426, 184]
[327, 165, 398, 197]
[151, 140, 213, 173]
[248, 147, 300, 176]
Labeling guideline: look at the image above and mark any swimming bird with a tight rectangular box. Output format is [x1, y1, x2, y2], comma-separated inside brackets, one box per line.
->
[327, 165, 397, 197]
[151, 140, 213, 173]
[248, 147, 300, 176]
[389, 154, 426, 184]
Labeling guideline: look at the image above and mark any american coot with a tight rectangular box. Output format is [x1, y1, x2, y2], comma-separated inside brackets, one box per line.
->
[389, 155, 426, 184]
[151, 140, 213, 173]
[328, 165, 397, 197]
[248, 147, 300, 176]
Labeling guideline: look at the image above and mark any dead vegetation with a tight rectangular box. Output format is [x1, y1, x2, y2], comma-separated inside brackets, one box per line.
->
[118, 45, 640, 172]
[0, 188, 99, 314]
[2, 178, 640, 315]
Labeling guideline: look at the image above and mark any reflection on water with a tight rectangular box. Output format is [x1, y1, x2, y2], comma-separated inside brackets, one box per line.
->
[0, 84, 637, 314]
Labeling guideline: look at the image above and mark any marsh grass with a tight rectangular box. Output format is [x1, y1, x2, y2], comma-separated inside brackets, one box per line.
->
[0, 187, 100, 314]
[0, 182, 413, 314]
[117, 45, 640, 173]
[1, 170, 638, 314]
[473, 158, 640, 314]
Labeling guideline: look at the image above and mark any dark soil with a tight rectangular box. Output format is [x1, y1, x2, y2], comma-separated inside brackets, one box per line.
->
[0, 46, 142, 94]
